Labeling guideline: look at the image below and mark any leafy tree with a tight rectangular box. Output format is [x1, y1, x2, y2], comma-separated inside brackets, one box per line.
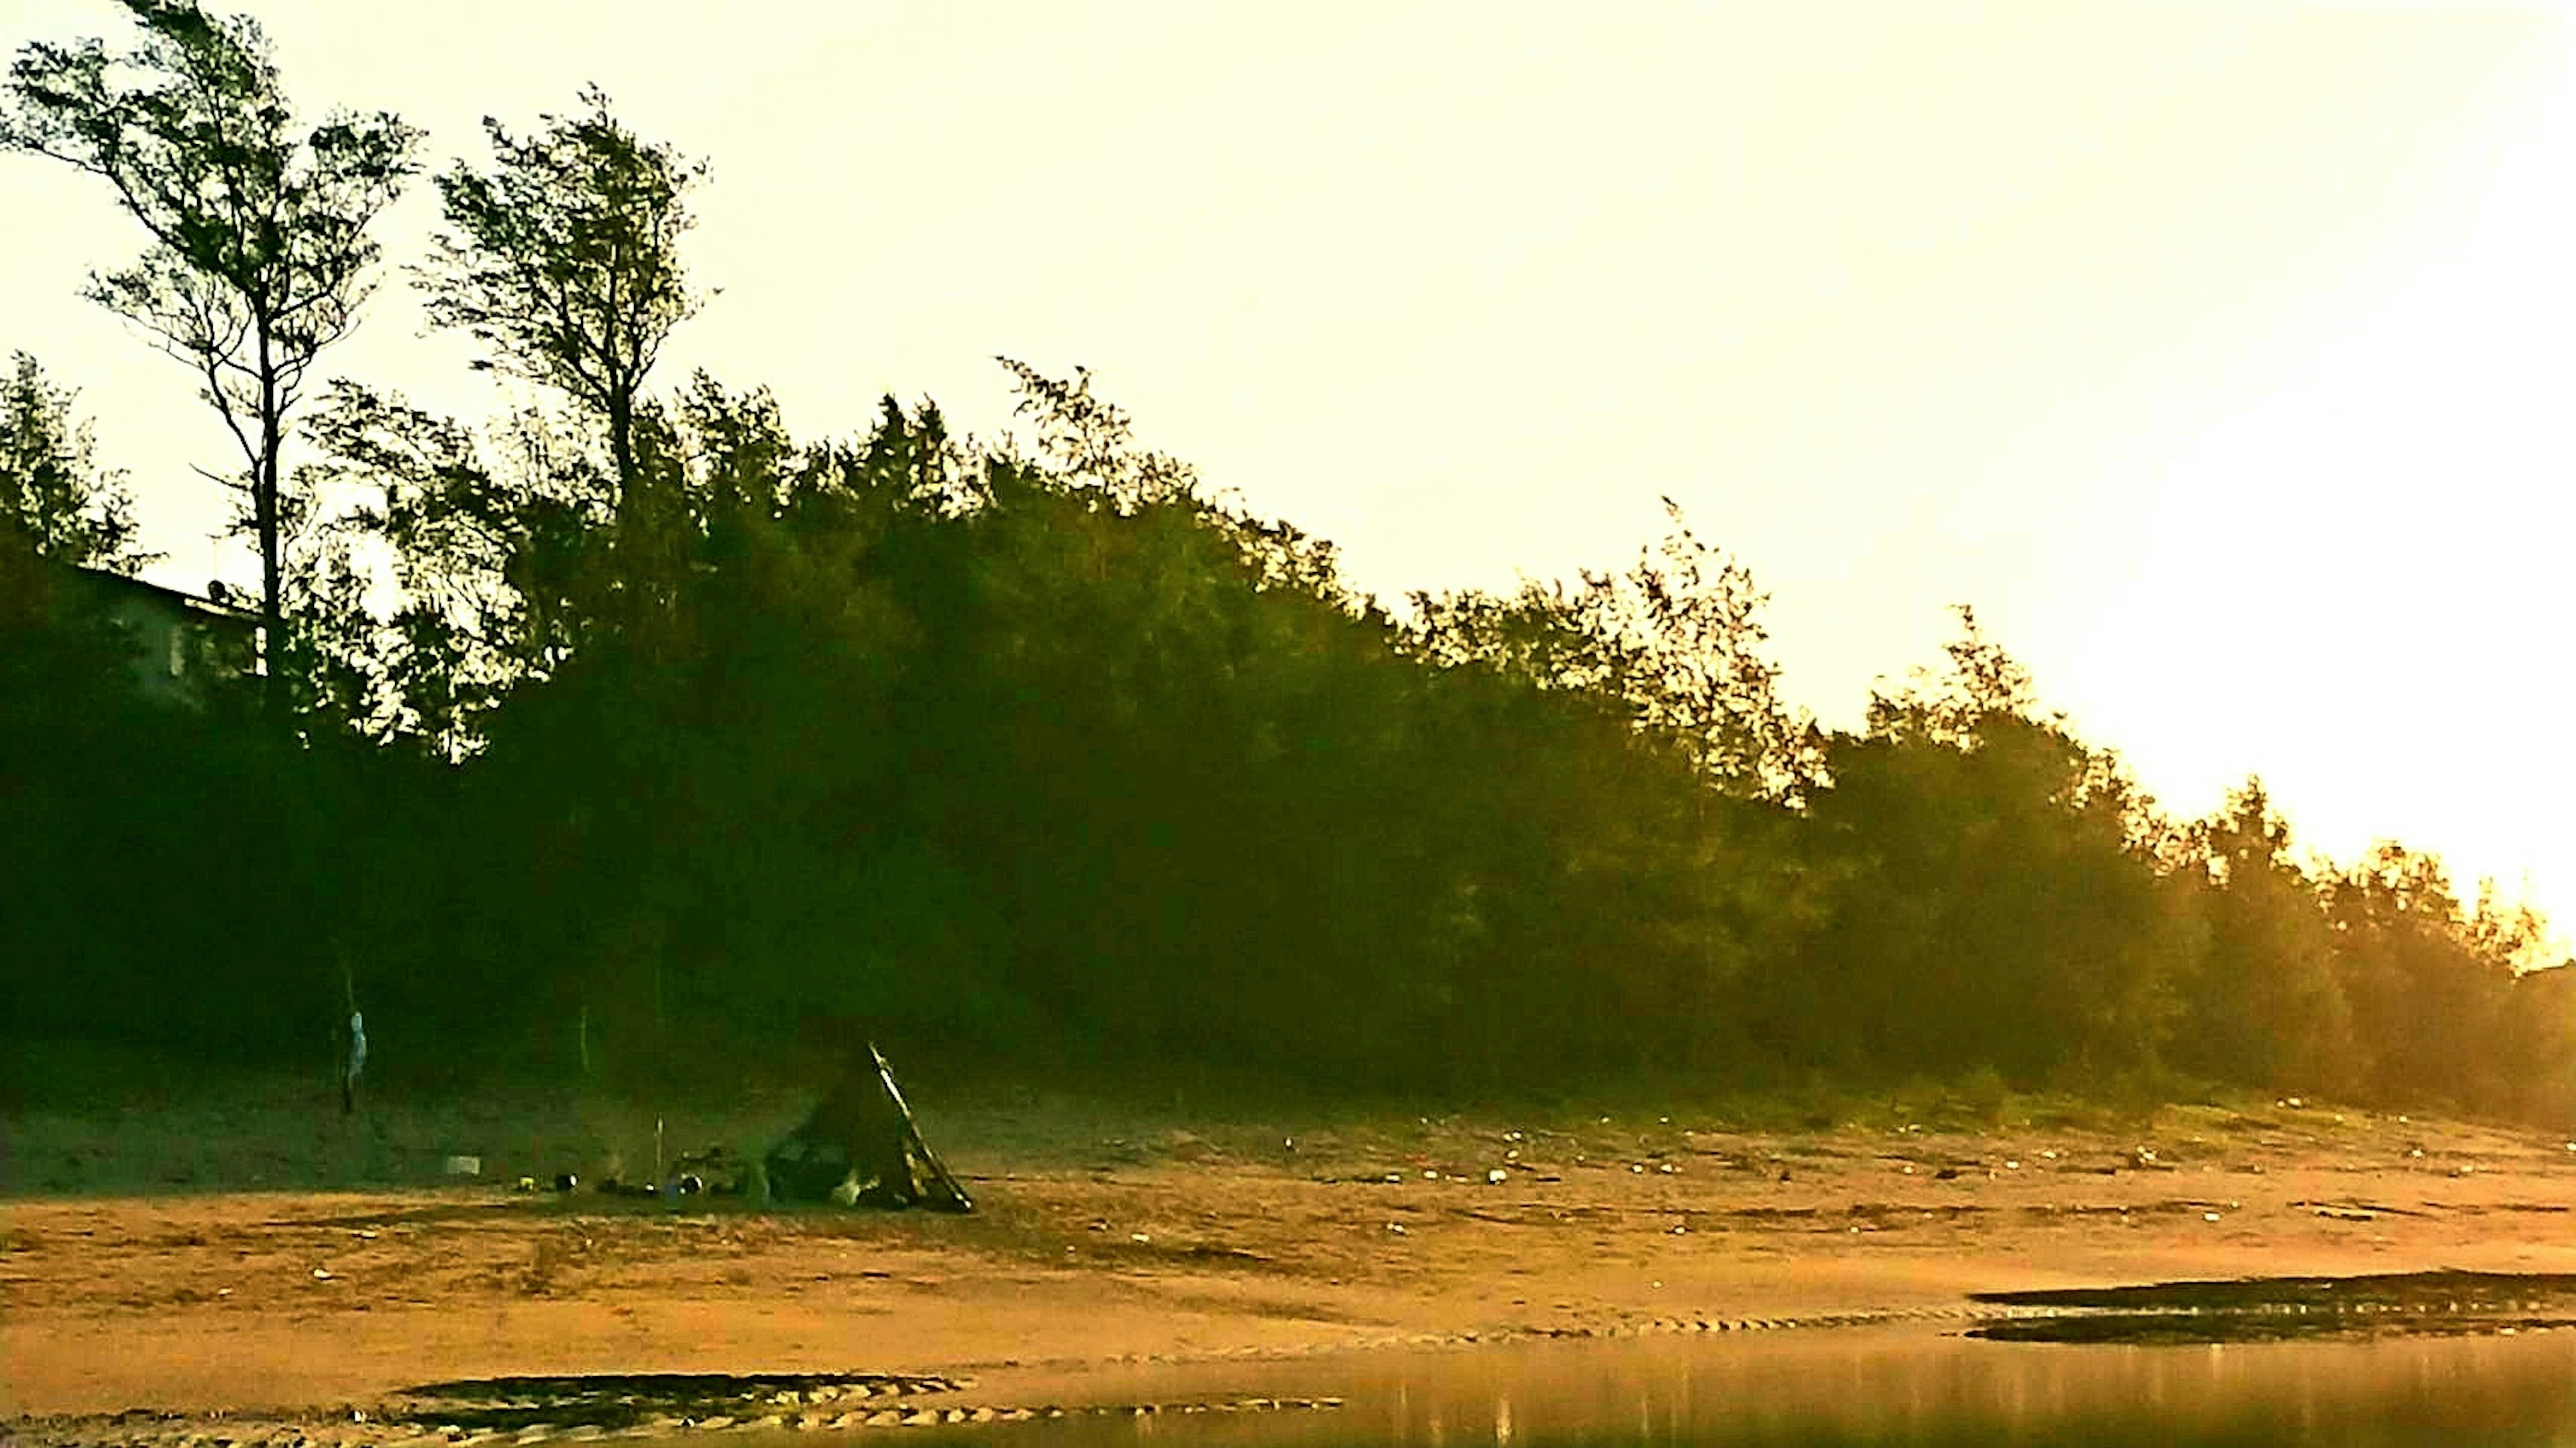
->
[294, 381, 572, 749]
[995, 357, 1197, 513]
[1, 351, 152, 574]
[1410, 500, 1815, 801]
[1799, 609, 2190, 1081]
[3, 1, 419, 700]
[2174, 777, 2359, 1094]
[2322, 842, 2542, 1108]
[418, 86, 706, 496]
[1, 353, 148, 741]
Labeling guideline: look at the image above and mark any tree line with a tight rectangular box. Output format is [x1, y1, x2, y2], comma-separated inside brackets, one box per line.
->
[5, 1, 2567, 1118]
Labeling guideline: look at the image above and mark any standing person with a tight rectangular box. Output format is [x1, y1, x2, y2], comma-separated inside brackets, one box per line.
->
[341, 1009, 368, 1115]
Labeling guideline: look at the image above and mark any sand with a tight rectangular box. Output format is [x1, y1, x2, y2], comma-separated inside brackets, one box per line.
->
[7, 1096, 2575, 1418]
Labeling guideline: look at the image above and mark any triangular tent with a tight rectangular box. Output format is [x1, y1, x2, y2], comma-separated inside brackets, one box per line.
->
[763, 1043, 973, 1211]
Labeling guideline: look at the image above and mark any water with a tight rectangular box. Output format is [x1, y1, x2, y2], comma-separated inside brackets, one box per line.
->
[878, 1325, 2576, 1447]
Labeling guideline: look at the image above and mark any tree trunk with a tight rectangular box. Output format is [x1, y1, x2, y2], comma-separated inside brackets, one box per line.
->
[255, 324, 285, 724]
[607, 384, 635, 501]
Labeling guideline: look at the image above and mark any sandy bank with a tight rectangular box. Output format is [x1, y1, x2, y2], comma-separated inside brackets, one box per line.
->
[7, 1098, 2575, 1418]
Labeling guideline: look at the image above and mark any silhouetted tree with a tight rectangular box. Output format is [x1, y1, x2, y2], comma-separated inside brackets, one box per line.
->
[418, 86, 705, 498]
[0, 352, 152, 575]
[1797, 609, 2190, 1082]
[2172, 778, 2359, 1095]
[1409, 500, 1816, 801]
[3, 1, 418, 704]
[2322, 842, 2541, 1109]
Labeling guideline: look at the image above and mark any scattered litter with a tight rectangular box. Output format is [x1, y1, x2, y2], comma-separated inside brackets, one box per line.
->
[1486, 1169, 1507, 1185]
[1630, 1164, 1645, 1175]
[2004, 1160, 2021, 1170]
[441, 1155, 481, 1177]
[2203, 1213, 2222, 1223]
[515, 1177, 538, 1193]
[1423, 1170, 1438, 1180]
[1383, 1173, 1403, 1184]
[1668, 1224, 1687, 1235]
[1130, 1233, 1151, 1244]
[1385, 1223, 1407, 1236]
[311, 1267, 333, 1280]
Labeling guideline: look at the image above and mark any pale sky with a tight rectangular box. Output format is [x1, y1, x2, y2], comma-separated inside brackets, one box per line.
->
[4, 1, 2571, 945]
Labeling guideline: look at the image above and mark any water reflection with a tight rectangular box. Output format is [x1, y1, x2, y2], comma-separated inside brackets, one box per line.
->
[884, 1325, 2576, 1447]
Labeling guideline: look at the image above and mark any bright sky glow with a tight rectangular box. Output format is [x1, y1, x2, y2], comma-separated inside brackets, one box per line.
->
[4, 1, 2570, 944]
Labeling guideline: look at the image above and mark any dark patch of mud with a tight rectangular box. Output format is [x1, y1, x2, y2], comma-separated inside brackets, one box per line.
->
[1974, 1314, 2576, 1345]
[11, 1378, 1347, 1448]
[388, 1371, 963, 1431]
[1967, 1271, 2576, 1345]
[1972, 1269, 2576, 1313]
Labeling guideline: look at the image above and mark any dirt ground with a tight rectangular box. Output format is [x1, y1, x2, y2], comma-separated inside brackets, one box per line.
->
[7, 1088, 2575, 1419]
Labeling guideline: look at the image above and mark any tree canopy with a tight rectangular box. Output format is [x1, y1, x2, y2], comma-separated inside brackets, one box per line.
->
[5, 9, 2565, 1121]
[3, 0, 417, 704]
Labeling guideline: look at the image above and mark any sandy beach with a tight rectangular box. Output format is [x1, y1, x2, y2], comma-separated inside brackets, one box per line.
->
[7, 1091, 2576, 1426]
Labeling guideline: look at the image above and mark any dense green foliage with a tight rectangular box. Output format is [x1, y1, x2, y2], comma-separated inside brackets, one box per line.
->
[5, 3, 2567, 1121]
[2, 351, 151, 577]
[7, 361, 2564, 1115]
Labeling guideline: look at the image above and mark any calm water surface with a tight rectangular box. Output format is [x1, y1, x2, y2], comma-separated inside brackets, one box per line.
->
[870, 1325, 2576, 1447]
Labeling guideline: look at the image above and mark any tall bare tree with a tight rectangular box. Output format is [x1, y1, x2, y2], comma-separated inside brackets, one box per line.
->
[2, 1, 419, 710]
[417, 85, 705, 499]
